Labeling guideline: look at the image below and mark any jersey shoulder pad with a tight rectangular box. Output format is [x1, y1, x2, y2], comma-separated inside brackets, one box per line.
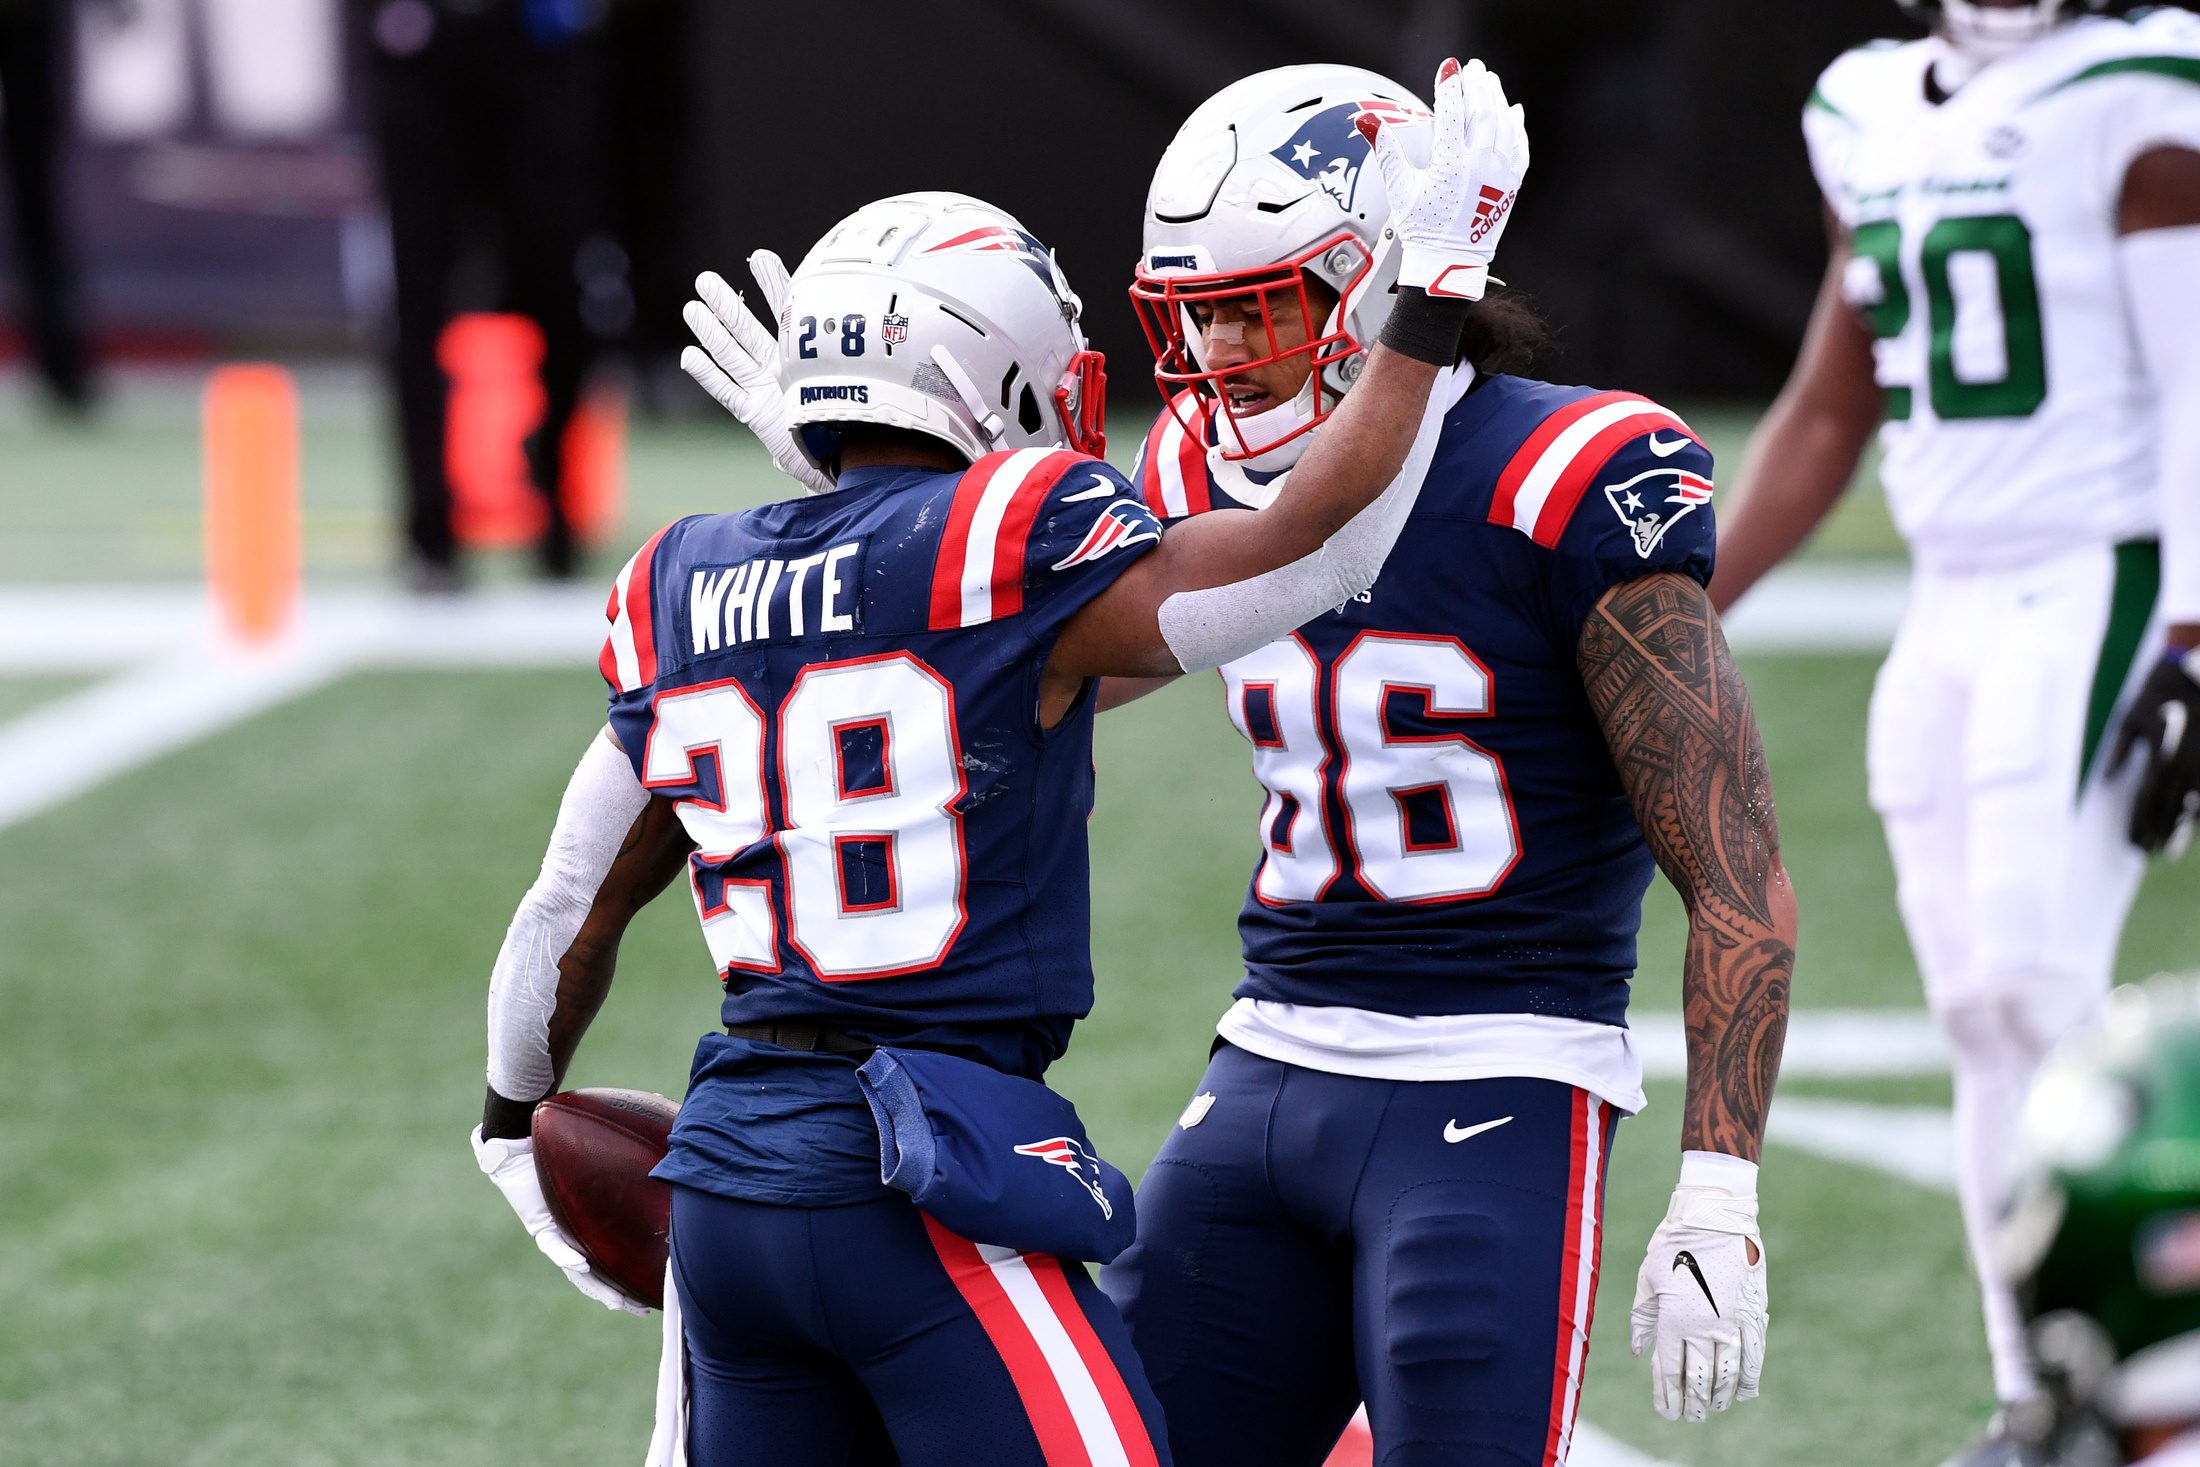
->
[599, 517, 692, 695]
[1808, 38, 1925, 131]
[1486, 390, 1707, 550]
[2024, 10, 2200, 104]
[924, 449, 1159, 631]
[1130, 391, 1217, 521]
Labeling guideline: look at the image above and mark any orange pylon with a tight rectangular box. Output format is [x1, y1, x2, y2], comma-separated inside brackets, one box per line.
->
[203, 364, 301, 645]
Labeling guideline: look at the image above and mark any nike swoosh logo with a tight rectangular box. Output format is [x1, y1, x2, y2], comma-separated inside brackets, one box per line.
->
[1647, 433, 1690, 458]
[1673, 1250, 1720, 1316]
[1059, 474, 1117, 503]
[1442, 1116, 1514, 1144]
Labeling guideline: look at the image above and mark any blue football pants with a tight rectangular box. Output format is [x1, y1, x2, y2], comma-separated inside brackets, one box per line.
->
[671, 1183, 1173, 1466]
[1103, 1044, 1620, 1466]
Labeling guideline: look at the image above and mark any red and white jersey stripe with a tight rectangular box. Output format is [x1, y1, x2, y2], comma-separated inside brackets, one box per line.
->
[1488, 393, 1702, 548]
[599, 521, 673, 693]
[924, 1216, 1162, 1467]
[1135, 396, 1214, 522]
[928, 448, 1084, 631]
[1542, 1091, 1611, 1466]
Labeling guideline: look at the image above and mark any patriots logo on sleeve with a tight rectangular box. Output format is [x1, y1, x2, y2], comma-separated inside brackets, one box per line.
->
[1269, 98, 1426, 211]
[1013, 1135, 1115, 1219]
[1605, 466, 1714, 559]
[1052, 497, 1162, 572]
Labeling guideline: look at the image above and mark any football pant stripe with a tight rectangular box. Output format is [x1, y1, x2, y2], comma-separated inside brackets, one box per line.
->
[1543, 1090, 1605, 1465]
[1026, 1253, 1162, 1467]
[922, 1215, 1098, 1466]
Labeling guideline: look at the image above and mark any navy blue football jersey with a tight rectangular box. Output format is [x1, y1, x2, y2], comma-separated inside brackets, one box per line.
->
[1130, 376, 1717, 1027]
[601, 447, 1163, 1074]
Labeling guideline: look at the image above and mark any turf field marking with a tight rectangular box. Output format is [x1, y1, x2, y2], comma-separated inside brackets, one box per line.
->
[0, 643, 353, 830]
[1764, 1097, 1955, 1191]
[1634, 1009, 1947, 1079]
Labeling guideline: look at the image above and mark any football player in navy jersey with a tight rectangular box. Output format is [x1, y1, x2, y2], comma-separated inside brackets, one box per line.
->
[1085, 66, 1798, 1465]
[469, 59, 1531, 1467]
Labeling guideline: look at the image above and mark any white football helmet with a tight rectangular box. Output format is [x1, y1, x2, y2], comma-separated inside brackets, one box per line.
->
[1897, 0, 2106, 60]
[1132, 65, 1430, 468]
[782, 191, 1106, 472]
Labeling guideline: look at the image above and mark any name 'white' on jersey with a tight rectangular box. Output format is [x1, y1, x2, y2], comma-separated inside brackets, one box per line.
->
[1804, 11, 2200, 569]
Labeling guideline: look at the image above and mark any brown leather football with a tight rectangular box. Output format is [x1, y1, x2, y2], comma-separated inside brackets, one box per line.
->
[531, 1087, 680, 1309]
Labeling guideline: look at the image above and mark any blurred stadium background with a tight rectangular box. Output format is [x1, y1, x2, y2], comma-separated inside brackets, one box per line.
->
[1, 2, 2195, 1465]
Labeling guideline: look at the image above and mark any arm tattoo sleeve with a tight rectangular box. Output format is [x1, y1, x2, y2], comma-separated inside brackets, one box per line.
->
[1578, 572, 1796, 1161]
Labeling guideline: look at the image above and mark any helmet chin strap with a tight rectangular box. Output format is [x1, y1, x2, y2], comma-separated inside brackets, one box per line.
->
[1221, 382, 1320, 473]
[929, 345, 1008, 452]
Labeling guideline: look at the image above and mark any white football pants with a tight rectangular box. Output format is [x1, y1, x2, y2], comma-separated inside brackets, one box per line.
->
[1867, 541, 2159, 1405]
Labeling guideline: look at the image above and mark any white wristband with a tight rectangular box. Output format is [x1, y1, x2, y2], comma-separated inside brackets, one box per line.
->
[1679, 1149, 1759, 1198]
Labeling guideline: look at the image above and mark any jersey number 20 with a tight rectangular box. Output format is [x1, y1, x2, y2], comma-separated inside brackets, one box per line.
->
[1223, 632, 1522, 906]
[643, 654, 966, 982]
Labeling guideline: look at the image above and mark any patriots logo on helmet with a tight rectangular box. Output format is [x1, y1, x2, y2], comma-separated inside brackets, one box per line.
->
[923, 226, 1069, 305]
[1013, 1135, 1114, 1219]
[1269, 98, 1426, 212]
[1605, 467, 1714, 559]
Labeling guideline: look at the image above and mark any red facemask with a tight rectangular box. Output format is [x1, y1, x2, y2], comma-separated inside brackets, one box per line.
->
[1128, 232, 1369, 462]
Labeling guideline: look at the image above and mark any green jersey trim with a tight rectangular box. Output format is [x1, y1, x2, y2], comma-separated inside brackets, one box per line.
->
[2079, 539, 2162, 794]
[1807, 86, 1852, 124]
[2034, 54, 2200, 103]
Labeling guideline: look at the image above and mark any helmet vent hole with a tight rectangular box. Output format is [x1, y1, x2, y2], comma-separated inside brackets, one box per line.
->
[999, 364, 1021, 410]
[1018, 386, 1044, 436]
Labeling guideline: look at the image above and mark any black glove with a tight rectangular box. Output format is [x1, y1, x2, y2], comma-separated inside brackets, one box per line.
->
[2112, 647, 2200, 857]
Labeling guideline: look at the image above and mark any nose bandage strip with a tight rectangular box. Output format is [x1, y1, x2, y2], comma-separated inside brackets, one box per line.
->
[1205, 320, 1247, 345]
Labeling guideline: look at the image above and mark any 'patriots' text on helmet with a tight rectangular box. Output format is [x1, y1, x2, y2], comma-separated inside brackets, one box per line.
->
[1131, 65, 1429, 469]
[782, 192, 1105, 474]
[1998, 974, 2200, 1464]
[1896, 0, 2110, 61]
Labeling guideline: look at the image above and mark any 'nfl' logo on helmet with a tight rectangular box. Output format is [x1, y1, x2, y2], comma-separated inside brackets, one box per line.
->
[881, 313, 910, 346]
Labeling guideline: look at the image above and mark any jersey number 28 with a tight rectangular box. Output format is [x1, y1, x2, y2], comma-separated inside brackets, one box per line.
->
[1223, 632, 1522, 906]
[643, 653, 966, 982]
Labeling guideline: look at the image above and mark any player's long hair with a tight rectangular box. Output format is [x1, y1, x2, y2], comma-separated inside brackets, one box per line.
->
[1459, 290, 1554, 377]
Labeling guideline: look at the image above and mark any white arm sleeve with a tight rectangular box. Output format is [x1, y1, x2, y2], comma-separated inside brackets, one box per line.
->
[485, 730, 651, 1102]
[1156, 365, 1465, 672]
[2122, 224, 2200, 625]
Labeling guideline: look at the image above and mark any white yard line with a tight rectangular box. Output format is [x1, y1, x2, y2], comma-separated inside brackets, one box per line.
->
[1633, 1008, 1947, 1079]
[1765, 1096, 1957, 1192]
[0, 643, 357, 830]
[1572, 1422, 1686, 1467]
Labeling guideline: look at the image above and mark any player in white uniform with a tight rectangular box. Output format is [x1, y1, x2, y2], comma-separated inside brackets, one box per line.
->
[1708, 2, 2200, 1461]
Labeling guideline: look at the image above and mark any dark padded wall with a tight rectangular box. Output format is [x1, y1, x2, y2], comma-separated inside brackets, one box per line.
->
[680, 0, 1906, 398]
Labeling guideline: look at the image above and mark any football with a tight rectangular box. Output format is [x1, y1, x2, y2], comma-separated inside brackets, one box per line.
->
[530, 1088, 681, 1309]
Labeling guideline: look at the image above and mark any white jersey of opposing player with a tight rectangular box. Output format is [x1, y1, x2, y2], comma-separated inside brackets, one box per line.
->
[1804, 10, 2200, 569]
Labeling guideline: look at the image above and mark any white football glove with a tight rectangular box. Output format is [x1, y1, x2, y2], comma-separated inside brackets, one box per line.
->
[679, 252, 836, 497]
[471, 1125, 651, 1316]
[1367, 56, 1529, 301]
[1630, 1179, 1767, 1422]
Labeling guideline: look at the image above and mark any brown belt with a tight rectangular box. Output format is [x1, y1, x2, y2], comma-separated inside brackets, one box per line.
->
[723, 1020, 875, 1057]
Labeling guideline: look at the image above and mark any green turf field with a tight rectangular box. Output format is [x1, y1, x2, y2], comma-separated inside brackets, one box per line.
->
[2, 383, 2194, 1464]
